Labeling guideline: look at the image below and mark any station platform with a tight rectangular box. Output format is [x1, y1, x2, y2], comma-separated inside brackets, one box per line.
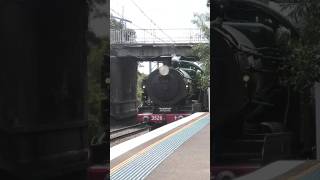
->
[110, 112, 210, 180]
[236, 160, 320, 180]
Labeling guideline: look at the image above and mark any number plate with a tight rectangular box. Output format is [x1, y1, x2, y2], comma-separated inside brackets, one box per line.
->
[150, 115, 163, 121]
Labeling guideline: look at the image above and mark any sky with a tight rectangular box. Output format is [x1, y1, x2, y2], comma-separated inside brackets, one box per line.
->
[110, 0, 209, 74]
[111, 0, 208, 29]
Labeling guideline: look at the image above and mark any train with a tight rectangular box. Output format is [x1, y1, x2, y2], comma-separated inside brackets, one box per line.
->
[136, 56, 208, 127]
[212, 0, 315, 179]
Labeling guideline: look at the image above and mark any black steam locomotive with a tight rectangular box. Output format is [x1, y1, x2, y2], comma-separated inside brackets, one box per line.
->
[212, 0, 315, 179]
[137, 56, 208, 126]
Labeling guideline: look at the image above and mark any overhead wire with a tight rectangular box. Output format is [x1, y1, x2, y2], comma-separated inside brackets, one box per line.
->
[112, 4, 202, 44]
[110, 8, 167, 43]
[110, 8, 122, 17]
[130, 23, 167, 43]
[129, 0, 176, 44]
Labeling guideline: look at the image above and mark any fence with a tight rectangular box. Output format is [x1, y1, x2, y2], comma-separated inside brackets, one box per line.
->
[110, 28, 208, 44]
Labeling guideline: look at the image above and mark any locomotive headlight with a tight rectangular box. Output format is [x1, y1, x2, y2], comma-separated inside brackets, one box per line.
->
[243, 75, 250, 82]
[159, 65, 169, 76]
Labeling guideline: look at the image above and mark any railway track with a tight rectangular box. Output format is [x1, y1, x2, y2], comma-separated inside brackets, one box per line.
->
[110, 123, 150, 142]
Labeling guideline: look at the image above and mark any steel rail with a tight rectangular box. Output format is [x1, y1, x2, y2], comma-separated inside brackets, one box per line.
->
[110, 127, 149, 142]
[110, 123, 146, 134]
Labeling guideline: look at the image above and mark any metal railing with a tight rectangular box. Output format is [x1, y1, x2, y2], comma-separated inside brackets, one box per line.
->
[110, 29, 137, 44]
[110, 28, 208, 44]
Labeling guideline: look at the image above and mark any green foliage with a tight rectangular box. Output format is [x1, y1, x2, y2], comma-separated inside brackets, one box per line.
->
[136, 72, 147, 105]
[110, 15, 124, 30]
[192, 13, 210, 39]
[192, 43, 210, 88]
[110, 14, 137, 40]
[87, 37, 107, 142]
[192, 13, 210, 89]
[280, 42, 320, 92]
[280, 0, 320, 92]
[87, 0, 108, 17]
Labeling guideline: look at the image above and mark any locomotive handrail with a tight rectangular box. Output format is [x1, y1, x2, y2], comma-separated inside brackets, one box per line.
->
[176, 69, 193, 80]
[173, 59, 203, 73]
[213, 26, 287, 62]
[214, 0, 299, 37]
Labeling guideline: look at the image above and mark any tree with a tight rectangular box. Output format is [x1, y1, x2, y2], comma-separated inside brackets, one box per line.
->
[87, 38, 107, 143]
[192, 13, 210, 89]
[87, 0, 108, 47]
[88, 0, 108, 18]
[87, 0, 108, 143]
[280, 0, 320, 93]
[110, 14, 136, 43]
[136, 72, 147, 105]
[279, 0, 320, 154]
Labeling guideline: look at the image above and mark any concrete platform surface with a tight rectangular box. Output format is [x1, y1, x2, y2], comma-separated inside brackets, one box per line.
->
[110, 113, 210, 180]
[236, 160, 320, 180]
[146, 123, 210, 180]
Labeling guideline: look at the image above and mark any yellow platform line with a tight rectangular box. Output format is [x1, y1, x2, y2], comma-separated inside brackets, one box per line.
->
[110, 112, 209, 174]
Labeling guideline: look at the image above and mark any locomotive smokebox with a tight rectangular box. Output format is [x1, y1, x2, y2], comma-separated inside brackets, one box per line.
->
[146, 66, 191, 106]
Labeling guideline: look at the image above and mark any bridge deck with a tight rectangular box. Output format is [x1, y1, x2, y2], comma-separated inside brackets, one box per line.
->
[111, 42, 204, 57]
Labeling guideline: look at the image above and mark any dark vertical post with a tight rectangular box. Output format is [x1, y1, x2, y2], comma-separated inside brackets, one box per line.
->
[0, 1, 88, 179]
[315, 83, 320, 159]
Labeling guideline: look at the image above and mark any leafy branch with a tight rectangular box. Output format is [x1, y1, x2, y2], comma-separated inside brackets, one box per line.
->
[279, 0, 320, 92]
[192, 13, 210, 89]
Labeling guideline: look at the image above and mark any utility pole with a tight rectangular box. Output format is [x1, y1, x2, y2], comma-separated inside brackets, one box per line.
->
[110, 15, 132, 24]
[149, 61, 152, 74]
[122, 6, 126, 28]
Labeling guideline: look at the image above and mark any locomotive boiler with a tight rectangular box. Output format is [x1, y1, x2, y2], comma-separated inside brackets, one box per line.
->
[137, 56, 208, 126]
[146, 64, 192, 105]
[212, 0, 315, 179]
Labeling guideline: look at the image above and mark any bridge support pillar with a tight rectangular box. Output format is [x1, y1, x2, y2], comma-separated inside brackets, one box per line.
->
[110, 56, 138, 120]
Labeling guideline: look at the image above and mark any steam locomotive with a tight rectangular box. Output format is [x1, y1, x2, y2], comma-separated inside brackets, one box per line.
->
[137, 56, 208, 127]
[212, 0, 315, 179]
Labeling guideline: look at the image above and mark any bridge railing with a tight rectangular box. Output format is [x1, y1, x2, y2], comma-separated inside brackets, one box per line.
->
[110, 29, 136, 44]
[110, 28, 208, 44]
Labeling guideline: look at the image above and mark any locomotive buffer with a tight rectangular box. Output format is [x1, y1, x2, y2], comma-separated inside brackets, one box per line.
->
[110, 112, 210, 180]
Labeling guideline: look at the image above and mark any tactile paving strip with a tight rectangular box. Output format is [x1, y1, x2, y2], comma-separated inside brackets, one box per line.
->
[110, 114, 210, 180]
[297, 163, 320, 180]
